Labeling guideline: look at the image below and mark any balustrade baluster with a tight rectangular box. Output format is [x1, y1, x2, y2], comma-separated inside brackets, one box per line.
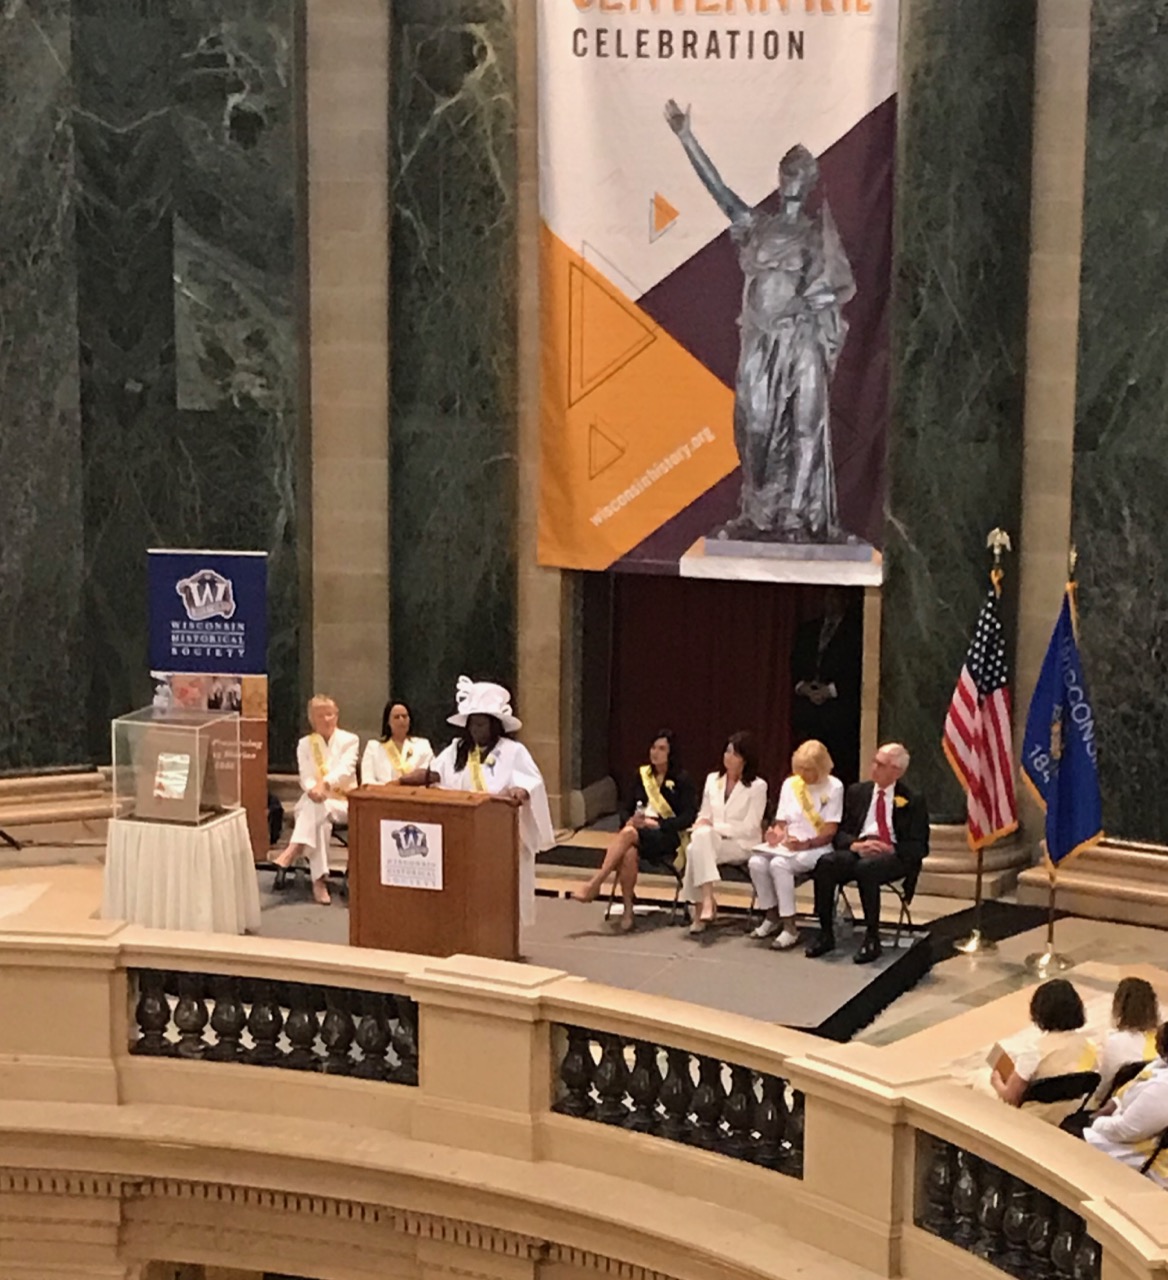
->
[721, 1065, 755, 1160]
[1027, 1192, 1056, 1280]
[285, 983, 322, 1070]
[753, 1073, 788, 1170]
[246, 980, 285, 1067]
[973, 1162, 1007, 1262]
[951, 1150, 981, 1249]
[321, 988, 355, 1075]
[389, 995, 419, 1085]
[624, 1040, 662, 1133]
[132, 970, 172, 1056]
[206, 976, 246, 1062]
[690, 1056, 727, 1150]
[554, 1025, 596, 1118]
[1050, 1205, 1081, 1280]
[919, 1138, 956, 1235]
[594, 1034, 631, 1125]
[783, 1088, 805, 1177]
[353, 993, 391, 1081]
[658, 1048, 694, 1143]
[174, 974, 209, 1060]
[1000, 1175, 1032, 1276]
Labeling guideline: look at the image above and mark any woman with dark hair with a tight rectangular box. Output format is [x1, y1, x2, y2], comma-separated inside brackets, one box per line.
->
[571, 729, 696, 931]
[1092, 978, 1161, 1102]
[425, 677, 555, 928]
[991, 979, 1096, 1123]
[684, 731, 768, 934]
[361, 698, 433, 785]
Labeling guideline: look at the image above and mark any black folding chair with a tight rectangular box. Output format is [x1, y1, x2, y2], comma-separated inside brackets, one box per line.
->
[1061, 1060, 1153, 1138]
[1021, 1070, 1101, 1113]
[1140, 1128, 1168, 1177]
[604, 855, 685, 925]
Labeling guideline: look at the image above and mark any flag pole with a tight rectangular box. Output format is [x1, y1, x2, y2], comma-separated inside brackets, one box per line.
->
[954, 529, 1012, 956]
[1025, 545, 1079, 976]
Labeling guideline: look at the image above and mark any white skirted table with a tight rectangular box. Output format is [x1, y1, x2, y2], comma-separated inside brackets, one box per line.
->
[102, 808, 261, 935]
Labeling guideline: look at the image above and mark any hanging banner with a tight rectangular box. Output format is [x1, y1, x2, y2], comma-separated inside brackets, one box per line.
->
[147, 549, 270, 857]
[537, 0, 897, 585]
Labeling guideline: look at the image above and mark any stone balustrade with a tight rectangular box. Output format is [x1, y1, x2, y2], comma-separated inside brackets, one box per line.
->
[0, 924, 1165, 1280]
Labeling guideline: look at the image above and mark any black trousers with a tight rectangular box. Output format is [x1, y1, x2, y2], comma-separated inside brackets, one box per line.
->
[813, 848, 911, 938]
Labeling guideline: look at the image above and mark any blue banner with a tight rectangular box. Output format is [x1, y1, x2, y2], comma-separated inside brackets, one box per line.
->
[148, 550, 267, 675]
[1021, 589, 1103, 864]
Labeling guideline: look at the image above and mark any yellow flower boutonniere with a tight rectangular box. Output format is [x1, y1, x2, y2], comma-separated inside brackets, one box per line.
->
[665, 779, 675, 790]
[894, 795, 908, 809]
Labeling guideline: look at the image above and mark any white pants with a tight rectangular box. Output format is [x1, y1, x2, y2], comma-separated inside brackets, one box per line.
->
[291, 793, 347, 880]
[684, 826, 750, 901]
[748, 845, 830, 918]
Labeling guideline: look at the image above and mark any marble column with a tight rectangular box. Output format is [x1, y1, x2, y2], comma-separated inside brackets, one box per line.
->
[0, 0, 86, 770]
[1013, 0, 1091, 814]
[73, 0, 304, 762]
[1072, 0, 1168, 843]
[388, 0, 519, 740]
[881, 0, 1035, 819]
[306, 0, 391, 749]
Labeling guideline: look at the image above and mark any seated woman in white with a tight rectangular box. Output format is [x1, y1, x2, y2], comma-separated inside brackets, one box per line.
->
[273, 694, 359, 905]
[748, 739, 843, 951]
[1092, 977, 1160, 1104]
[361, 698, 434, 785]
[423, 677, 555, 928]
[684, 731, 768, 934]
[1086, 1023, 1168, 1187]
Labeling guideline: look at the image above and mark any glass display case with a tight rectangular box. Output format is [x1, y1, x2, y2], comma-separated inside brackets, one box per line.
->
[112, 707, 241, 824]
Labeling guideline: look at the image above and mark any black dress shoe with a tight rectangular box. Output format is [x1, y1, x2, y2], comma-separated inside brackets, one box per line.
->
[805, 934, 835, 958]
[853, 937, 883, 965]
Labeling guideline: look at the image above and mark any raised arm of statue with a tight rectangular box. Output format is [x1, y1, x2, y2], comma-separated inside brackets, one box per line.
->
[664, 99, 752, 226]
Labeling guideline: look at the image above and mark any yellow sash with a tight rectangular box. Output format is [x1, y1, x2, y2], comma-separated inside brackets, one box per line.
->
[639, 765, 675, 819]
[309, 734, 328, 783]
[790, 775, 825, 832]
[468, 747, 488, 792]
[382, 738, 413, 775]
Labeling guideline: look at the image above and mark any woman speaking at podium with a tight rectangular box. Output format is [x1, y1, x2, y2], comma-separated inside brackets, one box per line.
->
[361, 698, 433, 784]
[422, 677, 555, 927]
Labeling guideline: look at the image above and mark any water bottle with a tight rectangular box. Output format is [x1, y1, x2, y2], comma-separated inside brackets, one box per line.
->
[634, 800, 646, 821]
[833, 888, 856, 940]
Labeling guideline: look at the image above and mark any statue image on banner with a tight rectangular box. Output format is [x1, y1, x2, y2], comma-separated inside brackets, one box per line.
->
[665, 99, 859, 547]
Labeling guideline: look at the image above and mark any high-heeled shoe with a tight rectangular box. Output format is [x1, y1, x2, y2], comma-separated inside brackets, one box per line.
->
[570, 884, 601, 904]
[312, 878, 332, 906]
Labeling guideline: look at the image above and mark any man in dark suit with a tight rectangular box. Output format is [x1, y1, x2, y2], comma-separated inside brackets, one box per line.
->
[805, 742, 929, 964]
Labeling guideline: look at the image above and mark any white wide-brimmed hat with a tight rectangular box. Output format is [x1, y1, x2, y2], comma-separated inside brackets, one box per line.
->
[446, 675, 522, 733]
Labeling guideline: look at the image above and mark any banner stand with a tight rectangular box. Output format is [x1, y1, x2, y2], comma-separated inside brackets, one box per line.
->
[954, 849, 998, 955]
[1025, 854, 1073, 975]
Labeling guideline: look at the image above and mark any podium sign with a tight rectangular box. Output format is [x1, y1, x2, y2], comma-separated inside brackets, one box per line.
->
[349, 786, 519, 960]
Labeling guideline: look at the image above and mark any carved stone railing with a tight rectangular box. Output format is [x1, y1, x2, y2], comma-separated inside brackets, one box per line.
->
[551, 1024, 804, 1176]
[916, 1133, 1102, 1280]
[128, 968, 419, 1083]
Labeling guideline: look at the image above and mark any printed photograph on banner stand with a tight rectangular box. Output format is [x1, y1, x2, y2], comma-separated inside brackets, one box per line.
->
[146, 550, 271, 859]
[536, 0, 897, 585]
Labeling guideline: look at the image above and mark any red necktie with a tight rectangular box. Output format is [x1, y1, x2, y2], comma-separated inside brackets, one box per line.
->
[876, 789, 892, 844]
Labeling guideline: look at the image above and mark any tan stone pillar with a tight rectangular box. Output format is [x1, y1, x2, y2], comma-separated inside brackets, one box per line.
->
[515, 0, 570, 825]
[306, 0, 392, 746]
[1013, 0, 1092, 788]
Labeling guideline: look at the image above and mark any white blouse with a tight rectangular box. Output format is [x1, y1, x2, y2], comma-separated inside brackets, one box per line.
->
[360, 736, 434, 785]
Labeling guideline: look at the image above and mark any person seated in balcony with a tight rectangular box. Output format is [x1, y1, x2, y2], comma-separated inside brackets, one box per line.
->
[422, 676, 555, 928]
[991, 979, 1097, 1125]
[272, 694, 359, 905]
[747, 739, 843, 951]
[1085, 1022, 1168, 1187]
[804, 742, 930, 965]
[1092, 977, 1161, 1104]
[684, 732, 769, 934]
[571, 729, 696, 931]
[361, 698, 434, 785]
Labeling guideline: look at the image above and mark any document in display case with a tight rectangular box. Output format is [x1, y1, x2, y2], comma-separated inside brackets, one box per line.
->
[112, 707, 241, 825]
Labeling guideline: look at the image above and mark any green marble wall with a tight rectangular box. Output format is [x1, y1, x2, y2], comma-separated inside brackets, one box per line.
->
[1073, 2, 1168, 844]
[881, 0, 1036, 821]
[388, 0, 519, 743]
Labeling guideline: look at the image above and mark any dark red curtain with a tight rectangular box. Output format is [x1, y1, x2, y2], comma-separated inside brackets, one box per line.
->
[609, 577, 827, 809]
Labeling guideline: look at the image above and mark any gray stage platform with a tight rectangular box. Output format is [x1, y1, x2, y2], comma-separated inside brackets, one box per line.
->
[258, 876, 931, 1036]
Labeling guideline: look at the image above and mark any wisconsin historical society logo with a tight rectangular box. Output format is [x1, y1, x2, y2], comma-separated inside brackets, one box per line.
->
[391, 824, 429, 859]
[175, 569, 237, 622]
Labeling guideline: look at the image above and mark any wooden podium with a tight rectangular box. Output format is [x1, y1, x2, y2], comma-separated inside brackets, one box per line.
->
[347, 785, 520, 960]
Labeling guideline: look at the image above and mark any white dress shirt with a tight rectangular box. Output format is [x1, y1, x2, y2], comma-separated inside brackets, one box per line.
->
[859, 783, 898, 845]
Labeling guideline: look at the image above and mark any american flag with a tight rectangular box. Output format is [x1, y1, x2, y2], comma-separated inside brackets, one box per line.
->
[942, 586, 1019, 849]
